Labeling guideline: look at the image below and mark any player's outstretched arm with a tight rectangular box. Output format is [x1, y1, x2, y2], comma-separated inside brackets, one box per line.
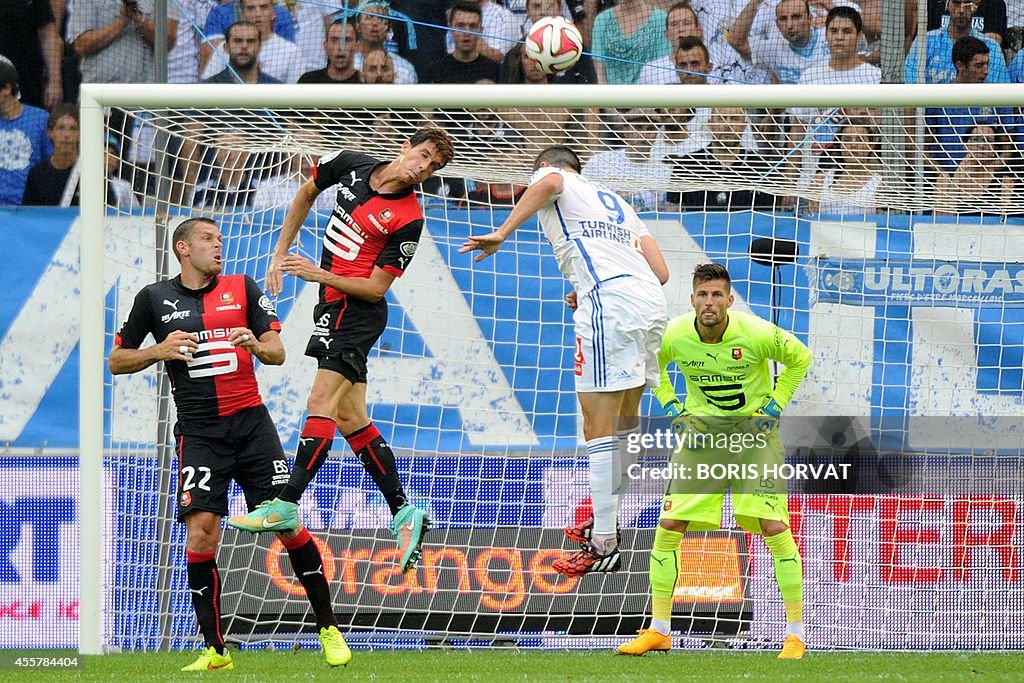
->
[267, 178, 320, 296]
[108, 330, 199, 375]
[280, 254, 395, 303]
[459, 172, 563, 262]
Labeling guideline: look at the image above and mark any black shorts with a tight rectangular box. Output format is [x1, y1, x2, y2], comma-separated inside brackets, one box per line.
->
[174, 405, 290, 521]
[305, 296, 387, 383]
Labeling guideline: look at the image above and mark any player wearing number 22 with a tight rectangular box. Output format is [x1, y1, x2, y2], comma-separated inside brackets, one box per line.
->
[109, 218, 351, 671]
[619, 263, 813, 659]
[461, 146, 670, 576]
[228, 126, 455, 576]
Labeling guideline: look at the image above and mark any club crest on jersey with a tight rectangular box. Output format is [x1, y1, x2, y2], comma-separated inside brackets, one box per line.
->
[663, 499, 673, 511]
[220, 292, 234, 304]
[180, 491, 192, 507]
[574, 336, 585, 376]
[732, 348, 743, 360]
[379, 208, 394, 224]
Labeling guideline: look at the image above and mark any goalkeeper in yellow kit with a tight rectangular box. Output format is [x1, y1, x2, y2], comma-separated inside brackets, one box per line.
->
[619, 263, 813, 660]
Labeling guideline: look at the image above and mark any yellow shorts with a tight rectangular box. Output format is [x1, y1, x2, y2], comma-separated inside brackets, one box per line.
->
[660, 429, 789, 534]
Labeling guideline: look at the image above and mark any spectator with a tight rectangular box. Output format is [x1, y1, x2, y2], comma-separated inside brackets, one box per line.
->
[22, 103, 79, 206]
[665, 107, 779, 211]
[389, 0, 448, 78]
[422, 2, 501, 83]
[299, 18, 359, 84]
[0, 57, 51, 206]
[202, 0, 303, 83]
[444, 1, 519, 61]
[353, 2, 418, 84]
[70, 0, 178, 84]
[467, 0, 520, 60]
[857, 0, 917, 65]
[935, 122, 1015, 213]
[205, 21, 281, 83]
[361, 48, 396, 83]
[807, 117, 883, 214]
[925, 36, 1018, 173]
[906, 0, 1010, 82]
[292, 2, 336, 73]
[105, 135, 140, 210]
[190, 132, 257, 210]
[730, 0, 828, 84]
[652, 38, 714, 159]
[582, 108, 670, 212]
[928, 0, 1007, 46]
[1012, 44, 1024, 80]
[168, 0, 219, 83]
[638, 2, 761, 85]
[200, 0, 294, 73]
[254, 153, 334, 213]
[591, 0, 671, 84]
[792, 8, 880, 157]
[0, 0, 62, 108]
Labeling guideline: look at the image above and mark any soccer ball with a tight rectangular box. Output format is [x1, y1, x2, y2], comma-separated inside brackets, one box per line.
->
[524, 16, 584, 75]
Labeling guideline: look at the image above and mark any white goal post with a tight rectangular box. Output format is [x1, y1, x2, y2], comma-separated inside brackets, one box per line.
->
[80, 83, 1024, 655]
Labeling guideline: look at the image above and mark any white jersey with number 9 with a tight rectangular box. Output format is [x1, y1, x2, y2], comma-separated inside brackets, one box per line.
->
[532, 167, 662, 299]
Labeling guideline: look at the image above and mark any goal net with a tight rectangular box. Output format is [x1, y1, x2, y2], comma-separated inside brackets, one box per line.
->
[81, 84, 1024, 654]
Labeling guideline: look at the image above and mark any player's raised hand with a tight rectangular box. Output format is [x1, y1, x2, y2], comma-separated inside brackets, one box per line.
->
[280, 253, 325, 283]
[459, 231, 506, 262]
[266, 253, 285, 296]
[158, 330, 199, 362]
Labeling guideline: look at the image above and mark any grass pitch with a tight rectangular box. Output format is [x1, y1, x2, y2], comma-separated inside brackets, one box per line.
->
[3, 649, 1023, 682]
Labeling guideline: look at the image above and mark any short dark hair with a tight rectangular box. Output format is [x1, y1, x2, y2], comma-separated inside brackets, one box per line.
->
[172, 218, 217, 263]
[675, 35, 710, 63]
[225, 20, 259, 43]
[47, 103, 79, 130]
[533, 145, 582, 173]
[692, 263, 731, 289]
[952, 35, 989, 70]
[825, 5, 862, 33]
[449, 1, 483, 25]
[408, 126, 455, 168]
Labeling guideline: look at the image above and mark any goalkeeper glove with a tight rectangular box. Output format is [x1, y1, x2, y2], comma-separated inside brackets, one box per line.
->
[750, 397, 782, 434]
[664, 399, 683, 418]
[671, 411, 713, 451]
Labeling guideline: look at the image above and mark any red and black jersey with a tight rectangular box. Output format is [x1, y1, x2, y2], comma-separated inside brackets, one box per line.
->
[114, 274, 282, 423]
[312, 150, 424, 305]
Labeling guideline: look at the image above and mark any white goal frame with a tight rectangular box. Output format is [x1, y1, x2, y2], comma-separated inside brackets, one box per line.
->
[79, 82, 1024, 655]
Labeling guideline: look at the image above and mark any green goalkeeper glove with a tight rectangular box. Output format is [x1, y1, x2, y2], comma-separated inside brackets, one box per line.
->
[750, 397, 782, 434]
[671, 411, 713, 450]
[664, 399, 683, 418]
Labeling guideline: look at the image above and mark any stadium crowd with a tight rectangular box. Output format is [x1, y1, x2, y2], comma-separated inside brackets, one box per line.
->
[1, 0, 1023, 212]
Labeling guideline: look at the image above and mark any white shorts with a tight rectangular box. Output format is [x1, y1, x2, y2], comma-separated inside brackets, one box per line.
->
[573, 277, 667, 393]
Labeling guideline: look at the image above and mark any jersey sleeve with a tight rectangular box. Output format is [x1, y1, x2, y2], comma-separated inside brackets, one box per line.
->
[311, 150, 362, 192]
[376, 220, 424, 277]
[763, 322, 813, 409]
[114, 287, 156, 350]
[530, 167, 565, 202]
[244, 276, 282, 338]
